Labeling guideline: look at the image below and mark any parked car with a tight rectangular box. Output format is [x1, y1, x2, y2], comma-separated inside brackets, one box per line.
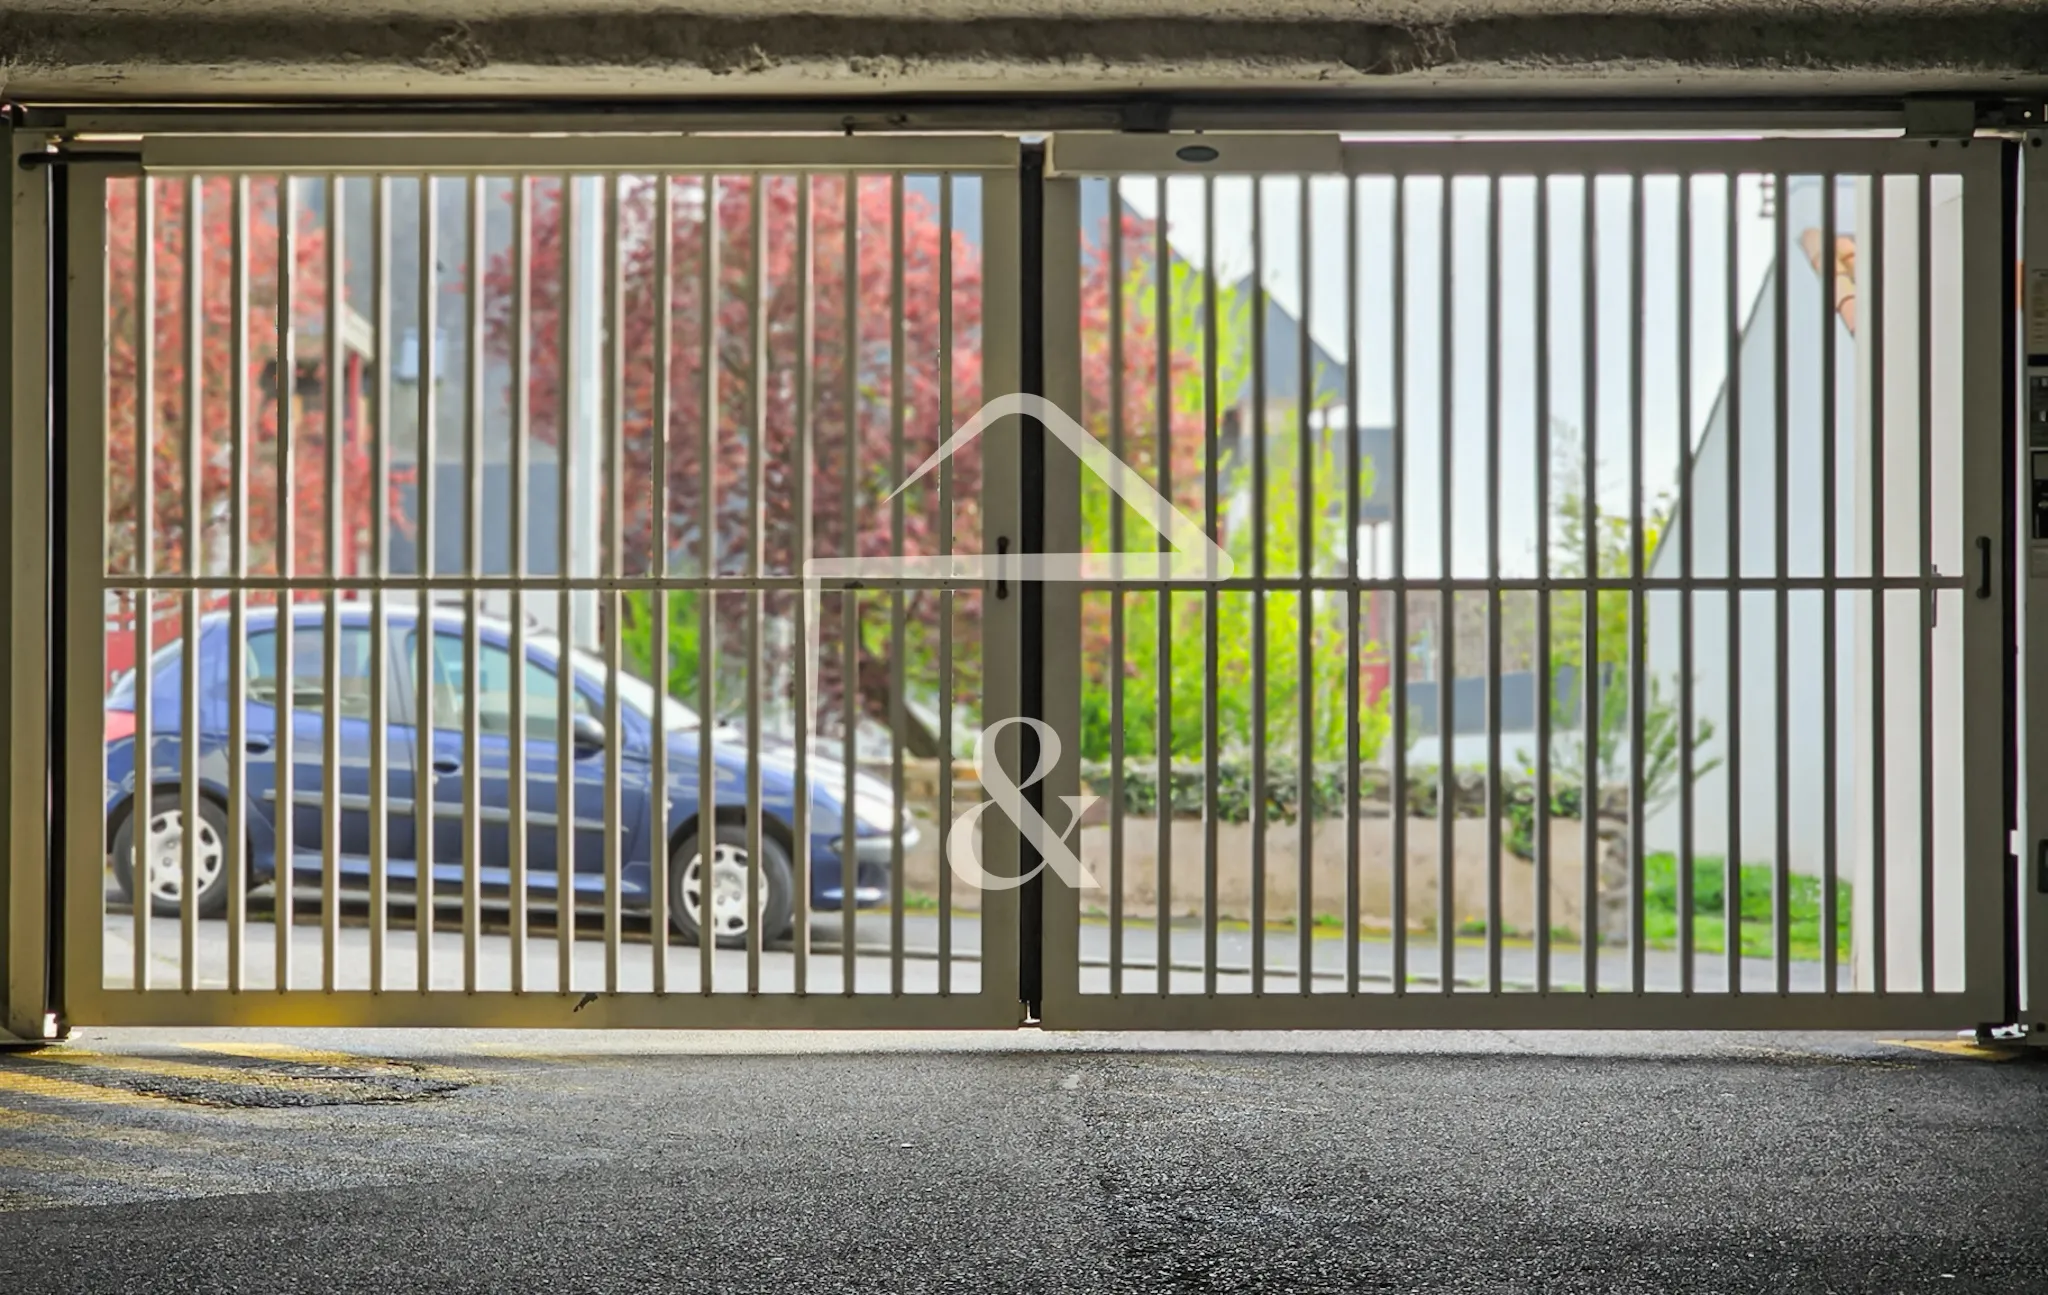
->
[103, 602, 913, 947]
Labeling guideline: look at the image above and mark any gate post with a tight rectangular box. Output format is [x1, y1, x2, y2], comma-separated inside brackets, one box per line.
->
[2022, 131, 2048, 1042]
[1, 118, 57, 1043]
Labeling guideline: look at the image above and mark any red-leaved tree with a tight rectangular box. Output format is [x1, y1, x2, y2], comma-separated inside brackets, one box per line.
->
[490, 175, 986, 744]
[106, 177, 384, 586]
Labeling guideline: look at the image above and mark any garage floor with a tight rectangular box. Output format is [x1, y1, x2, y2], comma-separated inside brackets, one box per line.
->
[2, 1030, 2044, 1292]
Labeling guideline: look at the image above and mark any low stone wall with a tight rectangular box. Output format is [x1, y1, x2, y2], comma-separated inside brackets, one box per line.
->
[888, 760, 1593, 939]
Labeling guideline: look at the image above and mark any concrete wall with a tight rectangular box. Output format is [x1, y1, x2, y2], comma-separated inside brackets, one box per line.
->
[901, 810, 1594, 937]
[4, 3, 2048, 101]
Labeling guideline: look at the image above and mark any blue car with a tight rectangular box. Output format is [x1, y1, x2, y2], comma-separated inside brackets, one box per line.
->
[103, 602, 911, 947]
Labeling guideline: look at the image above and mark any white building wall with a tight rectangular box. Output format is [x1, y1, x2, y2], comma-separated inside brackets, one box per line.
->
[1645, 175, 1860, 878]
[1643, 172, 1968, 993]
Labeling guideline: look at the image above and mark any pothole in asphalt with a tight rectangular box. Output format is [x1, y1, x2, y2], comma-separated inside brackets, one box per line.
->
[68, 1060, 469, 1109]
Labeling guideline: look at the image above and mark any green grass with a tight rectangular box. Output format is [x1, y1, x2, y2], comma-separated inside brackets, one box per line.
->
[1643, 853, 1850, 961]
[1076, 854, 1852, 964]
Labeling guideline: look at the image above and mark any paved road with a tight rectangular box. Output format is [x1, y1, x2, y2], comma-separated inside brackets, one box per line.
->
[1, 1028, 2043, 1292]
[102, 899, 1837, 997]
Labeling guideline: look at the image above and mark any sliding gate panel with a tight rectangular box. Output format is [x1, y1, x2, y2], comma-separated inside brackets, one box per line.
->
[61, 135, 1023, 1027]
[1038, 135, 2007, 1029]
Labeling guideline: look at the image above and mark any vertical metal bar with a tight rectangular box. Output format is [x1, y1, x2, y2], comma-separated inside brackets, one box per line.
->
[323, 172, 346, 993]
[464, 174, 486, 994]
[509, 173, 530, 994]
[1474, 177, 1507, 995]
[1202, 174, 1220, 996]
[1723, 172, 1743, 996]
[1107, 176, 1125, 996]
[700, 172, 721, 996]
[555, 172, 575, 996]
[934, 172, 951, 995]
[1250, 177, 1268, 995]
[1485, 173, 1503, 996]
[1676, 175, 1694, 995]
[1917, 173, 1935, 992]
[880, 177, 905, 995]
[650, 173, 672, 995]
[1438, 175, 1456, 995]
[887, 174, 906, 997]
[1297, 175, 1315, 997]
[414, 173, 435, 994]
[839, 173, 857, 995]
[794, 172, 814, 995]
[181, 175, 204, 993]
[134, 176, 155, 992]
[1390, 177, 1409, 995]
[1534, 176, 1552, 995]
[1628, 172, 1647, 995]
[1582, 174, 1600, 995]
[370, 173, 390, 994]
[603, 173, 625, 995]
[227, 175, 250, 994]
[1155, 174, 1173, 998]
[1819, 173, 1838, 993]
[749, 174, 769, 996]
[1343, 176, 1361, 996]
[1869, 175, 1888, 995]
[1773, 171, 1792, 994]
[275, 174, 296, 995]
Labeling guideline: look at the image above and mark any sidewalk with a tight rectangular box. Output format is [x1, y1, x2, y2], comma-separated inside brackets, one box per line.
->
[100, 899, 1842, 995]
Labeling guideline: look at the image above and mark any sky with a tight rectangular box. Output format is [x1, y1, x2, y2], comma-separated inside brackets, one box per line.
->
[1108, 171, 1783, 579]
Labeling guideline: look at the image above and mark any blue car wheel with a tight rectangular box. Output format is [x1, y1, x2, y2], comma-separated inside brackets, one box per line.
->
[670, 822, 795, 950]
[112, 795, 234, 918]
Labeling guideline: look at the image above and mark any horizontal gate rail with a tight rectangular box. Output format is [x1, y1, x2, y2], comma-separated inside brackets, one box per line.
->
[136, 136, 1023, 176]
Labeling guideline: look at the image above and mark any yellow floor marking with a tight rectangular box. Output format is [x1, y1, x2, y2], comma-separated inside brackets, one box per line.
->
[0, 1066, 183, 1109]
[178, 1041, 474, 1083]
[0, 1101, 249, 1155]
[1878, 1038, 2032, 1062]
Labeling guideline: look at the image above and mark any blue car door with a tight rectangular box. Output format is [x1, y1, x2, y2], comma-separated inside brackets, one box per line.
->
[512, 646, 651, 907]
[418, 629, 522, 893]
[245, 615, 415, 886]
[411, 628, 649, 905]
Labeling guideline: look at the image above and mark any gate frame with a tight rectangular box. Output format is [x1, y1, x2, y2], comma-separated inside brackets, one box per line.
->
[2, 120, 60, 1043]
[45, 127, 1030, 1030]
[1036, 132, 2014, 1031]
[0, 106, 2035, 1035]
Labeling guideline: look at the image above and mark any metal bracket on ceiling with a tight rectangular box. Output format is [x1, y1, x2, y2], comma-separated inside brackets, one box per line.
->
[1903, 98, 1980, 141]
[1118, 102, 1173, 135]
[1903, 97, 2046, 140]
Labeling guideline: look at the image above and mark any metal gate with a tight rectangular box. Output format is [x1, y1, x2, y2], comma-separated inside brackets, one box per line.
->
[20, 122, 2017, 1032]
[57, 132, 1025, 1027]
[1035, 133, 2009, 1029]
